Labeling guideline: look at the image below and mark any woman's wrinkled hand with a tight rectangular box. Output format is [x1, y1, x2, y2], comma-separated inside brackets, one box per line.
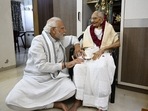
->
[74, 49, 85, 58]
[92, 49, 104, 60]
[74, 44, 81, 57]
[74, 44, 85, 58]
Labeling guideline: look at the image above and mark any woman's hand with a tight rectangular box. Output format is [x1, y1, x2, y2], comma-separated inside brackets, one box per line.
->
[92, 48, 105, 60]
[74, 44, 81, 57]
[74, 44, 85, 58]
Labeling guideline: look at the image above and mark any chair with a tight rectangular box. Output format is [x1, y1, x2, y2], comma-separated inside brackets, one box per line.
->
[68, 34, 119, 103]
[13, 30, 26, 52]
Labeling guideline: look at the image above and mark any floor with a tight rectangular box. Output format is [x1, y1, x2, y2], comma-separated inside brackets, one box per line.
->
[0, 47, 148, 111]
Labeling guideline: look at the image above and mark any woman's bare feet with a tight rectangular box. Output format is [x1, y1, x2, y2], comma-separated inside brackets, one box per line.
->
[69, 100, 82, 111]
[54, 102, 69, 111]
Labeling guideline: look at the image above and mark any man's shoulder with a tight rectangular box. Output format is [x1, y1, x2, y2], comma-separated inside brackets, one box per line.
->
[31, 35, 45, 44]
[33, 35, 44, 40]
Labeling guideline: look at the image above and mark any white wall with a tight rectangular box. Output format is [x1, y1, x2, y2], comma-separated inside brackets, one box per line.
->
[0, 0, 16, 70]
[23, 0, 34, 31]
[124, 0, 148, 27]
[22, 0, 34, 47]
[24, 5, 34, 31]
[125, 0, 148, 19]
[18, 0, 34, 47]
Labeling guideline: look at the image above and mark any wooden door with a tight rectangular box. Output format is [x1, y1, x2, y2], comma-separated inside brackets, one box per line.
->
[32, 0, 53, 36]
[52, 0, 76, 60]
[53, 0, 76, 36]
[121, 28, 148, 91]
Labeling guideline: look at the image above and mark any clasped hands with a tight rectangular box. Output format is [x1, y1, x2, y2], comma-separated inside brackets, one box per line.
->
[65, 46, 105, 69]
[74, 48, 105, 61]
[62, 45, 84, 69]
[65, 58, 83, 69]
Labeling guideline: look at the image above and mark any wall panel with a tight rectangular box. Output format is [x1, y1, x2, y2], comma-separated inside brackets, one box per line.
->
[121, 28, 148, 87]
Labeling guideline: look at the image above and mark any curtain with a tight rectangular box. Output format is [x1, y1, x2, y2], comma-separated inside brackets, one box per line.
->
[11, 1, 24, 31]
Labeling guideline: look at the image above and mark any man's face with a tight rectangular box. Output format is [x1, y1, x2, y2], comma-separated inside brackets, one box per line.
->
[91, 12, 102, 27]
[54, 21, 66, 40]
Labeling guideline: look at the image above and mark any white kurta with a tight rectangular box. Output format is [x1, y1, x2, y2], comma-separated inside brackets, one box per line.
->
[5, 31, 79, 111]
[73, 22, 119, 110]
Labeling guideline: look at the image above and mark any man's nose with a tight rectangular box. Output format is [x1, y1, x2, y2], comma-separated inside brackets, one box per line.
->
[64, 29, 66, 33]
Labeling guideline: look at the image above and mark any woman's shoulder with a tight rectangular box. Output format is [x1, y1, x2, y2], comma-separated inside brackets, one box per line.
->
[105, 21, 113, 28]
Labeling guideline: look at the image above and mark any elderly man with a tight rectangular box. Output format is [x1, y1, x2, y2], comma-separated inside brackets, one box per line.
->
[6, 17, 83, 111]
[69, 11, 120, 111]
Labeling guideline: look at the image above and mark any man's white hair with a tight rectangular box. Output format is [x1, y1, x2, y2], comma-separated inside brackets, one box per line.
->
[43, 17, 61, 33]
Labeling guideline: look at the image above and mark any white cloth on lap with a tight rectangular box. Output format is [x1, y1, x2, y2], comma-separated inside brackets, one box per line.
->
[73, 53, 115, 110]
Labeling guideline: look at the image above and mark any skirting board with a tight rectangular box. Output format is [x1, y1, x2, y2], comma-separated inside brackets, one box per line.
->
[0, 65, 16, 72]
[117, 84, 148, 94]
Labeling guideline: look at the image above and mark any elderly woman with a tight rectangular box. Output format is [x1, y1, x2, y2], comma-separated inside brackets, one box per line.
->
[69, 11, 120, 111]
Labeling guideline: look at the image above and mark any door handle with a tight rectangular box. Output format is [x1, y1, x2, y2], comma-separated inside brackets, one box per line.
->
[78, 12, 80, 21]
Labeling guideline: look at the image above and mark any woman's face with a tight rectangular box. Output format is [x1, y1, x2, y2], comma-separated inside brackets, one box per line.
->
[91, 11, 103, 28]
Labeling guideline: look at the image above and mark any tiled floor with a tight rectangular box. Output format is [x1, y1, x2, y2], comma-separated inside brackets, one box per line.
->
[0, 47, 148, 111]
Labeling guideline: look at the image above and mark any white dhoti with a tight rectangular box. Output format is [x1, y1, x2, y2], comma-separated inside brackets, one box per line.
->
[5, 31, 79, 111]
[73, 53, 116, 110]
[6, 74, 76, 111]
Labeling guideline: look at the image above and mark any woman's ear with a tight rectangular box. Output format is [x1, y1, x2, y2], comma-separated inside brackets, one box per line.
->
[100, 18, 104, 24]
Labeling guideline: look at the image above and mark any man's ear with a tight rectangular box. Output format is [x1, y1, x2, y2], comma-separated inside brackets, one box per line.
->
[51, 27, 56, 34]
